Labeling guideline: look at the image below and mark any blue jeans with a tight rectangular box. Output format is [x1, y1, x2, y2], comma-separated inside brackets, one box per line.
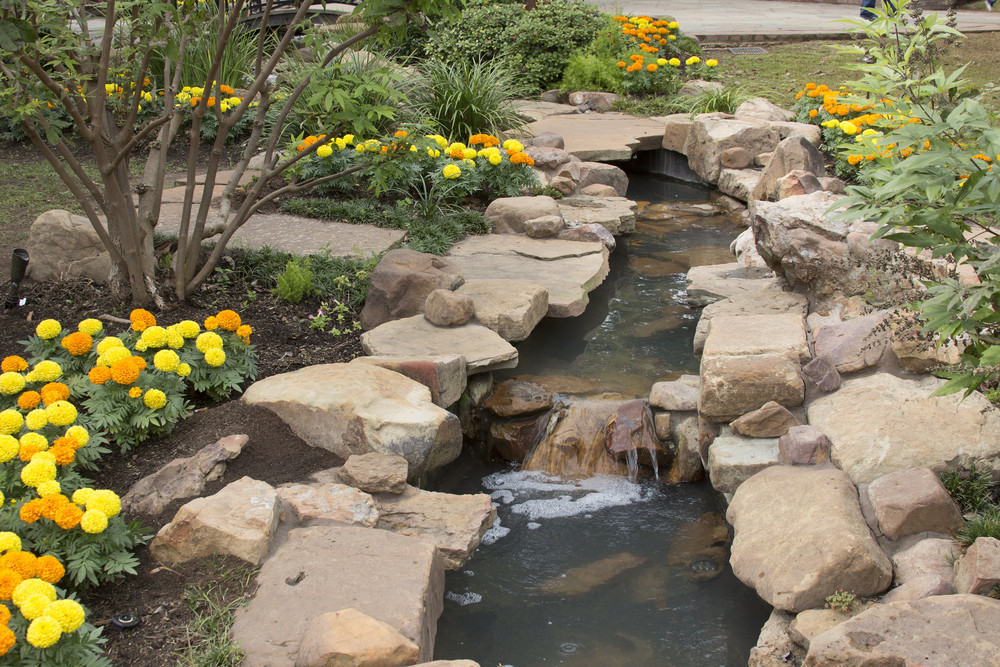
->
[861, 0, 896, 20]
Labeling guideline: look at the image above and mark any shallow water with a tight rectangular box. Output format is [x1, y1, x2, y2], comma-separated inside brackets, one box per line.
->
[429, 174, 770, 665]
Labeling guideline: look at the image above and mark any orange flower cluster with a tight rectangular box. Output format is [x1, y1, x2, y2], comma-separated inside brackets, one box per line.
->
[40, 383, 69, 407]
[509, 152, 535, 166]
[0, 357, 27, 373]
[18, 495, 84, 530]
[129, 308, 156, 332]
[469, 134, 500, 147]
[613, 15, 677, 53]
[296, 134, 327, 152]
[60, 331, 93, 356]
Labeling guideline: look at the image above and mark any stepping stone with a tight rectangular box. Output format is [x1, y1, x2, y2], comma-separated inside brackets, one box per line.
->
[361, 317, 518, 375]
[526, 112, 668, 162]
[707, 429, 781, 494]
[456, 279, 548, 342]
[685, 262, 783, 307]
[231, 523, 444, 666]
[556, 195, 637, 235]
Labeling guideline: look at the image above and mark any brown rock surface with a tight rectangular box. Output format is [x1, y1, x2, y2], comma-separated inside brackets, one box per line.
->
[338, 453, 409, 495]
[359, 249, 464, 330]
[295, 608, 420, 667]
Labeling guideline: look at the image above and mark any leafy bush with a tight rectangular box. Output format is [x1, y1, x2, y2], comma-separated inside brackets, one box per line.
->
[274, 259, 317, 305]
[561, 53, 628, 95]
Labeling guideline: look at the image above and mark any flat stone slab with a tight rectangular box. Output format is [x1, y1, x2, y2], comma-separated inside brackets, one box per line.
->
[513, 100, 578, 122]
[706, 430, 781, 494]
[685, 263, 783, 307]
[556, 195, 638, 235]
[232, 523, 444, 666]
[694, 289, 808, 356]
[447, 235, 609, 318]
[526, 112, 668, 162]
[702, 313, 809, 363]
[361, 316, 518, 375]
[456, 279, 548, 342]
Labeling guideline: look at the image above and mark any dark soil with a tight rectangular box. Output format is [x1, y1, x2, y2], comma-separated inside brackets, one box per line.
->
[0, 275, 361, 665]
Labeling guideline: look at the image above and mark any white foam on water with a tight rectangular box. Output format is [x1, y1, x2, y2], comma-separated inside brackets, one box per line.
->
[445, 591, 482, 606]
[491, 489, 515, 505]
[480, 470, 651, 521]
[527, 522, 541, 530]
[480, 516, 511, 545]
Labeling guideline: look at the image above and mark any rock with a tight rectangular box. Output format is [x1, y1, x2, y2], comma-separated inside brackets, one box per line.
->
[694, 289, 808, 355]
[778, 425, 831, 465]
[879, 574, 953, 604]
[731, 228, 766, 268]
[151, 477, 280, 566]
[806, 373, 1000, 484]
[653, 412, 671, 440]
[487, 411, 550, 462]
[232, 524, 444, 665]
[730, 401, 802, 438]
[720, 146, 752, 169]
[891, 537, 958, 587]
[757, 135, 827, 201]
[514, 100, 577, 123]
[567, 91, 619, 111]
[578, 183, 619, 197]
[350, 356, 467, 409]
[661, 114, 695, 153]
[484, 195, 562, 235]
[684, 117, 782, 184]
[526, 111, 666, 162]
[25, 210, 112, 282]
[715, 194, 747, 214]
[678, 80, 724, 97]
[748, 610, 807, 667]
[954, 537, 1000, 595]
[801, 354, 841, 392]
[776, 170, 824, 200]
[685, 263, 783, 307]
[295, 608, 420, 667]
[790, 608, 855, 650]
[727, 466, 892, 612]
[484, 380, 553, 418]
[717, 168, 763, 203]
[707, 430, 781, 494]
[735, 97, 794, 122]
[361, 317, 518, 376]
[123, 434, 247, 515]
[526, 130, 564, 148]
[803, 595, 1000, 665]
[413, 662, 479, 667]
[360, 250, 464, 330]
[556, 195, 637, 235]
[447, 235, 609, 318]
[754, 152, 773, 168]
[374, 486, 496, 570]
[556, 222, 617, 250]
[575, 162, 629, 197]
[243, 363, 462, 480]
[699, 353, 805, 423]
[536, 553, 647, 595]
[665, 415, 705, 483]
[890, 318, 965, 373]
[604, 400, 673, 471]
[523, 399, 629, 476]
[667, 511, 730, 582]
[422, 289, 475, 327]
[811, 311, 890, 373]
[648, 375, 700, 411]
[523, 214, 565, 238]
[817, 176, 845, 194]
[277, 483, 379, 527]
[338, 453, 409, 495]
[769, 121, 823, 147]
[866, 468, 964, 541]
[524, 146, 574, 170]
[455, 279, 548, 343]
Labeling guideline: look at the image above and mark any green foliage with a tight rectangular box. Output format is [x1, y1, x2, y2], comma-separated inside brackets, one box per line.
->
[824, 590, 857, 613]
[0, 607, 109, 666]
[941, 465, 996, 515]
[561, 53, 627, 95]
[407, 58, 528, 140]
[957, 507, 1000, 548]
[274, 258, 317, 305]
[667, 86, 753, 115]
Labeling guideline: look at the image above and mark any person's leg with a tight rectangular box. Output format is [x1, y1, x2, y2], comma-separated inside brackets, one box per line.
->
[988, 0, 995, 12]
[860, 0, 878, 20]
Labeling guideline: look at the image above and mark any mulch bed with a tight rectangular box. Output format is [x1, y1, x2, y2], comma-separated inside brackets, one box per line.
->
[0, 274, 361, 664]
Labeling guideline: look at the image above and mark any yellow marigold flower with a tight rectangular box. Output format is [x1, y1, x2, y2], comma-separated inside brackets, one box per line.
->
[668, 21, 679, 28]
[25, 410, 47, 431]
[128, 387, 142, 398]
[21, 458, 56, 487]
[204, 348, 226, 368]
[488, 153, 502, 166]
[196, 332, 224, 352]
[17, 391, 40, 411]
[502, 139, 524, 153]
[110, 359, 140, 386]
[668, 58, 680, 66]
[26, 616, 62, 648]
[1, 356, 27, 373]
[129, 308, 157, 332]
[316, 144, 333, 158]
[88, 366, 112, 385]
[140, 326, 168, 349]
[840, 121, 859, 135]
[668, 35, 676, 40]
[37, 480, 61, 497]
[40, 382, 69, 406]
[154, 350, 181, 373]
[25, 360, 61, 383]
[0, 410, 24, 436]
[95, 336, 124, 355]
[0, 435, 18, 462]
[706, 59, 718, 67]
[165, 329, 185, 349]
[21, 593, 54, 621]
[685, 56, 700, 65]
[80, 510, 108, 534]
[44, 401, 77, 427]
[86, 489, 122, 517]
[60, 331, 93, 356]
[144, 389, 168, 409]
[0, 372, 25, 395]
[176, 363, 192, 377]
[35, 319, 62, 340]
[12, 578, 55, 607]
[43, 599, 84, 632]
[656, 58, 667, 66]
[78, 318, 103, 335]
[216, 310, 241, 331]
[71, 488, 94, 506]
[0, 569, 22, 602]
[0, 532, 21, 553]
[65, 425, 88, 447]
[442, 164, 461, 179]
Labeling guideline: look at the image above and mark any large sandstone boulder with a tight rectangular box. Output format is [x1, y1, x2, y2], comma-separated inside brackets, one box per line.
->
[151, 477, 280, 566]
[707, 430, 781, 494]
[361, 317, 518, 375]
[350, 355, 467, 409]
[484, 196, 561, 235]
[684, 117, 782, 184]
[232, 524, 444, 665]
[338, 453, 409, 495]
[810, 311, 890, 373]
[727, 466, 892, 613]
[456, 279, 548, 342]
[807, 373, 1000, 484]
[295, 608, 419, 667]
[866, 467, 964, 541]
[803, 595, 1000, 666]
[242, 364, 462, 480]
[26, 210, 112, 282]
[360, 249, 464, 330]
[694, 289, 808, 356]
[734, 98, 794, 122]
[556, 195, 637, 235]
[276, 483, 379, 527]
[757, 135, 827, 201]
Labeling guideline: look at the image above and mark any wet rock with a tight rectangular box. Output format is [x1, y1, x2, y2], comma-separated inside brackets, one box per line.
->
[488, 411, 550, 462]
[665, 415, 705, 483]
[123, 434, 247, 516]
[485, 380, 553, 418]
[456, 279, 548, 343]
[361, 317, 518, 375]
[360, 249, 464, 330]
[514, 374, 602, 395]
[707, 430, 781, 494]
[730, 401, 802, 438]
[556, 223, 617, 250]
[295, 608, 420, 667]
[653, 412, 671, 440]
[338, 453, 409, 495]
[423, 289, 475, 327]
[667, 511, 729, 581]
[524, 215, 565, 238]
[277, 483, 379, 527]
[556, 195, 637, 235]
[685, 263, 783, 307]
[26, 209, 111, 282]
[484, 195, 562, 235]
[523, 399, 629, 476]
[648, 374, 700, 411]
[350, 355, 466, 409]
[954, 537, 1000, 595]
[536, 553, 647, 595]
[778, 425, 831, 465]
[866, 467, 964, 541]
[604, 400, 673, 471]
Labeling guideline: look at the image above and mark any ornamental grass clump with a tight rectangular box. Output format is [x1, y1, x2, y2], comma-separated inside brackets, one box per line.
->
[0, 543, 107, 665]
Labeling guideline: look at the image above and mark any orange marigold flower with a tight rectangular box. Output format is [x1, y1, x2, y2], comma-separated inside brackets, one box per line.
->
[19, 442, 45, 462]
[1, 357, 27, 373]
[60, 331, 93, 356]
[50, 444, 76, 466]
[805, 82, 816, 90]
[808, 109, 818, 118]
[18, 391, 41, 411]
[54, 504, 83, 530]
[128, 387, 142, 399]
[0, 570, 22, 601]
[236, 324, 252, 340]
[219, 84, 235, 95]
[131, 356, 147, 371]
[35, 555, 65, 584]
[40, 382, 70, 407]
[88, 366, 111, 385]
[847, 155, 863, 165]
[109, 359, 140, 386]
[129, 309, 156, 332]
[204, 315, 219, 331]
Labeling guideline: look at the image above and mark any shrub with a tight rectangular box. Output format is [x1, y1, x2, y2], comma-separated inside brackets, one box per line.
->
[274, 259, 317, 305]
[941, 465, 996, 515]
[956, 507, 1000, 548]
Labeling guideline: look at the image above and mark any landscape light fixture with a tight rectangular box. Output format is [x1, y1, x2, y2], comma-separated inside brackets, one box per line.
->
[5, 248, 29, 310]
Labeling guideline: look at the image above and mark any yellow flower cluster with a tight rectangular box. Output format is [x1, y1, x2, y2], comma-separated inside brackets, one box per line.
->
[0, 548, 85, 653]
[175, 83, 252, 113]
